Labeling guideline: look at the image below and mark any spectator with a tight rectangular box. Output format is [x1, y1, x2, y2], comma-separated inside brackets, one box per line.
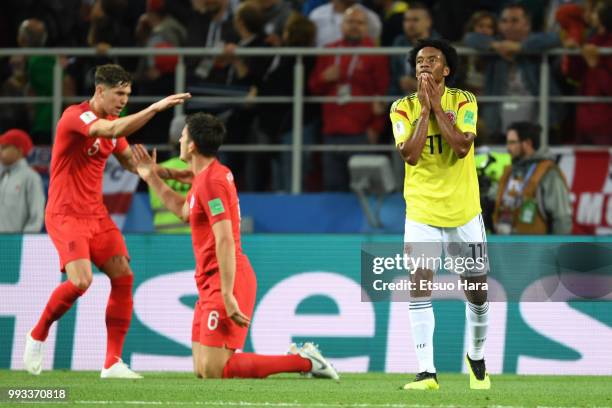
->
[185, 0, 239, 83]
[148, 116, 191, 233]
[565, 1, 612, 145]
[255, 13, 318, 191]
[136, 0, 188, 81]
[493, 121, 572, 235]
[1, 41, 30, 132]
[372, 0, 408, 46]
[309, 0, 382, 46]
[388, 2, 441, 96]
[23, 0, 83, 46]
[430, 0, 482, 42]
[0, 129, 45, 233]
[464, 4, 564, 140]
[256, 0, 294, 45]
[90, 0, 141, 67]
[162, 0, 194, 26]
[64, 0, 140, 98]
[462, 10, 497, 96]
[17, 19, 54, 145]
[223, 1, 273, 88]
[309, 5, 389, 191]
[222, 1, 274, 190]
[64, 15, 122, 97]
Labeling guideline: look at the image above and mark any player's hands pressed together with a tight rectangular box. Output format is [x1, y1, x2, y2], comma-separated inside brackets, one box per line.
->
[223, 293, 251, 328]
[417, 73, 431, 113]
[423, 73, 444, 113]
[150, 93, 191, 113]
[132, 144, 157, 181]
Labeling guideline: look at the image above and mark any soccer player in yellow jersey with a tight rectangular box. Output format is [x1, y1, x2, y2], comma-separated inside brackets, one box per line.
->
[390, 39, 491, 391]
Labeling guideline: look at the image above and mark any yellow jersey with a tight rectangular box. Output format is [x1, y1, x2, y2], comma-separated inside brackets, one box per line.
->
[390, 87, 481, 227]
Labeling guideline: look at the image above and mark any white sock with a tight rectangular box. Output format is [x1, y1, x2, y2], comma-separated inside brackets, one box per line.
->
[466, 301, 489, 361]
[409, 300, 435, 373]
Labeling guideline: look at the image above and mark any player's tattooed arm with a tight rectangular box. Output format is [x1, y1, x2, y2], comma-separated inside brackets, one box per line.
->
[424, 78, 475, 158]
[162, 168, 194, 184]
[398, 75, 430, 166]
[132, 144, 187, 219]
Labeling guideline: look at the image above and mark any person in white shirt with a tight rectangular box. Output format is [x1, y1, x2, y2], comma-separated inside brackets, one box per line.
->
[309, 0, 382, 46]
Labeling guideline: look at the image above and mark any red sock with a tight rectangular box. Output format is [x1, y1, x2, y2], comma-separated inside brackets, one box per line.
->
[222, 353, 312, 378]
[31, 280, 85, 341]
[104, 275, 133, 369]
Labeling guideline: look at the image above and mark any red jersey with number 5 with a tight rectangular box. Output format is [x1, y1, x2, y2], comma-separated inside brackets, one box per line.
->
[187, 159, 245, 284]
[46, 101, 128, 218]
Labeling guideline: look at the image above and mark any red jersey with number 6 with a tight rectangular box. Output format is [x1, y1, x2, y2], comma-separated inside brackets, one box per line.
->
[187, 159, 245, 284]
[46, 101, 128, 218]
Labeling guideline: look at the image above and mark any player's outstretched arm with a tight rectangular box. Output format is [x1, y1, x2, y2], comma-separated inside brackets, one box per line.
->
[213, 220, 250, 328]
[132, 144, 187, 219]
[89, 93, 191, 139]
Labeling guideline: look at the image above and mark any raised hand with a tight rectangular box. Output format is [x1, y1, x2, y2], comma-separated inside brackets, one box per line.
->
[150, 93, 191, 113]
[132, 144, 157, 181]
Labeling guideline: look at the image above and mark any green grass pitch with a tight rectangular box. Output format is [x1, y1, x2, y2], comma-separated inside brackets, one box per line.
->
[1, 371, 611, 407]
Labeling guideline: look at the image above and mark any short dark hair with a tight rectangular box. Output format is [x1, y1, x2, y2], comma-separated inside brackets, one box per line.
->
[465, 10, 497, 35]
[409, 38, 458, 84]
[186, 112, 225, 157]
[94, 64, 131, 88]
[405, 1, 432, 18]
[236, 2, 264, 35]
[502, 2, 531, 24]
[284, 13, 316, 46]
[508, 121, 541, 150]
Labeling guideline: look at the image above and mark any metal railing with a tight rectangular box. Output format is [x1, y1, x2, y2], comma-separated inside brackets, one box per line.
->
[1, 46, 611, 193]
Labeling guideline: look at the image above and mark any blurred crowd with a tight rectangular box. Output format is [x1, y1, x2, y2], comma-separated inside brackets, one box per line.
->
[0, 0, 610, 193]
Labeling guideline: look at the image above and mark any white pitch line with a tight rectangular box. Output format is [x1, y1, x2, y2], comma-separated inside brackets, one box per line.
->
[68, 401, 610, 408]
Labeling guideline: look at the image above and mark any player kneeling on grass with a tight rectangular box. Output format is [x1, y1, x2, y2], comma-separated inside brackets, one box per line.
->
[132, 112, 339, 380]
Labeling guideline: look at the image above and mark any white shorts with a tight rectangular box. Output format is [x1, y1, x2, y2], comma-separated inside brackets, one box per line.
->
[403, 214, 489, 276]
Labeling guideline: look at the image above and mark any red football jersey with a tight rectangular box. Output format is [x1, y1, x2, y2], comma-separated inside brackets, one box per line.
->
[46, 101, 128, 217]
[187, 159, 245, 283]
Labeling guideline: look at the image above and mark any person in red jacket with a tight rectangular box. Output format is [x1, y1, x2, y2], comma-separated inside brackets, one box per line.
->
[309, 5, 389, 191]
[566, 2, 612, 145]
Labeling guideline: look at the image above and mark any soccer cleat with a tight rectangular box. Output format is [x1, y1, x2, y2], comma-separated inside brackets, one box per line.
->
[288, 343, 312, 378]
[100, 359, 143, 379]
[465, 354, 491, 390]
[402, 372, 440, 390]
[296, 342, 340, 381]
[23, 331, 44, 375]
